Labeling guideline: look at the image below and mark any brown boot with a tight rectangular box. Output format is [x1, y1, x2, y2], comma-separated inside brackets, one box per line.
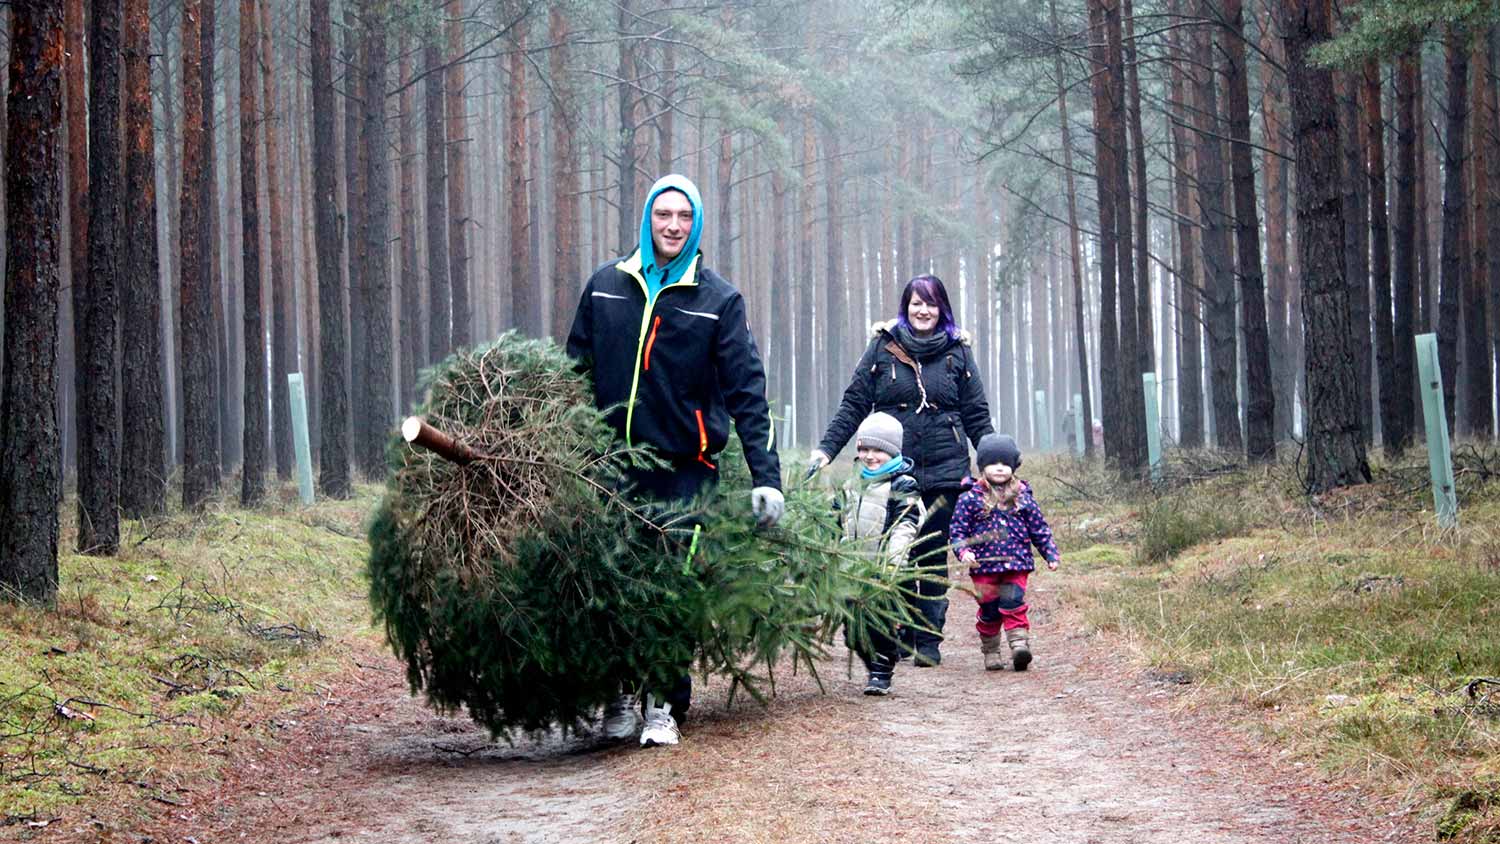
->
[979, 634, 1006, 671]
[1006, 627, 1032, 671]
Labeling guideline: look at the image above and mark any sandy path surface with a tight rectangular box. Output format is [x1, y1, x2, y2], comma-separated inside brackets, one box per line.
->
[134, 584, 1423, 844]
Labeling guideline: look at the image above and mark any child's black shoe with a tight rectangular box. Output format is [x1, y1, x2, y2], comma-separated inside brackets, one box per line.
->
[863, 655, 895, 695]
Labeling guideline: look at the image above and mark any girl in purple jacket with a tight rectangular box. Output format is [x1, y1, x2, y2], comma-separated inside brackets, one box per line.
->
[948, 434, 1061, 671]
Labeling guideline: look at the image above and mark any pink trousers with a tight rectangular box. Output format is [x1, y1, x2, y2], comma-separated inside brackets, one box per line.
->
[971, 570, 1030, 638]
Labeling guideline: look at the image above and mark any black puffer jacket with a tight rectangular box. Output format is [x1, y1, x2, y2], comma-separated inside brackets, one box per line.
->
[818, 322, 994, 493]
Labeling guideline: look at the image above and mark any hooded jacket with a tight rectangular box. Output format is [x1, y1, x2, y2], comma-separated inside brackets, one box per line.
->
[565, 175, 781, 490]
[818, 320, 994, 493]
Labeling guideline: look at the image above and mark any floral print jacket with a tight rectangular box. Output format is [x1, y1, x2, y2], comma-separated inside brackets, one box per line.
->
[947, 479, 1059, 575]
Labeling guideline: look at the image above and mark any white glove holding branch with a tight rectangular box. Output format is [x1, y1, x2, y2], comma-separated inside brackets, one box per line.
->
[751, 487, 785, 527]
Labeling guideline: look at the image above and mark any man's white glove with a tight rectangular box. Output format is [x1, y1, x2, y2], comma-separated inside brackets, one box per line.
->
[751, 486, 785, 527]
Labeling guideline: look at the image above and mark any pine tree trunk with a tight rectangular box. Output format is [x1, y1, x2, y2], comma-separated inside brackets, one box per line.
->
[1052, 0, 1094, 456]
[179, 0, 220, 509]
[1368, 60, 1398, 455]
[896, 134, 911, 281]
[239, 0, 266, 506]
[1168, 1, 1204, 448]
[615, 0, 640, 255]
[1193, 2, 1241, 454]
[445, 0, 470, 347]
[397, 40, 421, 405]
[796, 115, 817, 445]
[1259, 5, 1295, 442]
[1438, 26, 1469, 435]
[204, 0, 230, 474]
[1280, 0, 1370, 492]
[770, 165, 792, 418]
[77, 0, 124, 551]
[1338, 66, 1372, 443]
[1367, 61, 1401, 451]
[1389, 52, 1419, 454]
[260, 0, 293, 479]
[424, 34, 450, 362]
[1464, 35, 1492, 438]
[1032, 238, 1051, 448]
[1, 0, 65, 603]
[508, 21, 535, 333]
[658, 42, 674, 175]
[1086, 0, 1122, 462]
[1487, 29, 1500, 429]
[1123, 0, 1153, 380]
[359, 0, 393, 474]
[63, 0, 86, 479]
[1106, 0, 1144, 472]
[1416, 64, 1434, 332]
[154, 12, 182, 465]
[826, 131, 847, 417]
[550, 7, 580, 344]
[342, 19, 367, 477]
[526, 89, 543, 329]
[1220, 0, 1275, 461]
[310, 0, 350, 498]
[120, 0, 166, 518]
[296, 64, 322, 460]
[717, 130, 734, 281]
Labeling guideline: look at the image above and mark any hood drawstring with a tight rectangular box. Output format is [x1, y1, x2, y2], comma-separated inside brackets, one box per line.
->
[911, 358, 931, 413]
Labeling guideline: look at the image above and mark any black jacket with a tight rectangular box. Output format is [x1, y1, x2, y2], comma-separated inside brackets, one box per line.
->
[566, 250, 781, 490]
[819, 322, 994, 493]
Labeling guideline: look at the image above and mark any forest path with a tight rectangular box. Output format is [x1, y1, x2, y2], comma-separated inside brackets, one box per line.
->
[146, 583, 1423, 844]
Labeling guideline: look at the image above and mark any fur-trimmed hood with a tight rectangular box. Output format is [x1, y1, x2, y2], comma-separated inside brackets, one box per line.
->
[870, 318, 972, 346]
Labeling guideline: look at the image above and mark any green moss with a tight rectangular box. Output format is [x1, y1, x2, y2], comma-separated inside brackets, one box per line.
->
[1438, 782, 1500, 841]
[0, 484, 378, 817]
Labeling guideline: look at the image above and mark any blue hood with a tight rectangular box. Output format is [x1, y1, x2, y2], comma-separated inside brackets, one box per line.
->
[638, 174, 704, 301]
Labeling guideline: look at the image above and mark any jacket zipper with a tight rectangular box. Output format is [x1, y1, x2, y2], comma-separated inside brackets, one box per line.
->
[694, 409, 717, 469]
[642, 316, 662, 371]
[622, 254, 700, 446]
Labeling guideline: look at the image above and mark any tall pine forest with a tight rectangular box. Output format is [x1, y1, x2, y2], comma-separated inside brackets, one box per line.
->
[3, 0, 1500, 602]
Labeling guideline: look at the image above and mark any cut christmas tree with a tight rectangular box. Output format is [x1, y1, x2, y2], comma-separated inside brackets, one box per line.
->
[368, 333, 927, 737]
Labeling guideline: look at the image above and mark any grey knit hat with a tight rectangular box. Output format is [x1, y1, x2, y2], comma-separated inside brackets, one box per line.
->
[976, 433, 1022, 471]
[855, 412, 904, 457]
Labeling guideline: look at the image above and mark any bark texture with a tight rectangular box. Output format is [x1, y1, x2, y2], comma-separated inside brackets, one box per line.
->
[1, 0, 65, 603]
[1280, 0, 1370, 492]
[120, 0, 167, 517]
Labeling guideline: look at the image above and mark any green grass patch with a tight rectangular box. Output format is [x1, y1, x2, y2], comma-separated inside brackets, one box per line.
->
[0, 482, 379, 822]
[1064, 445, 1500, 833]
[1135, 494, 1253, 563]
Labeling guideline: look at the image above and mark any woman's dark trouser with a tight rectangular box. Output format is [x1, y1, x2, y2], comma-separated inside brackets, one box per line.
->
[622, 456, 718, 724]
[903, 489, 955, 653]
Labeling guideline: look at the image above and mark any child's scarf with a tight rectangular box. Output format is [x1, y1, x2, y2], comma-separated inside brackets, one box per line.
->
[977, 475, 1022, 512]
[860, 454, 907, 481]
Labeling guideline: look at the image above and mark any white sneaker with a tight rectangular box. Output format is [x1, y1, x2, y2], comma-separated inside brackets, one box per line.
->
[601, 694, 642, 741]
[639, 695, 680, 747]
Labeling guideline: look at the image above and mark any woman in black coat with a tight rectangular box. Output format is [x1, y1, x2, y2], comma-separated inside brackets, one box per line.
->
[810, 274, 994, 666]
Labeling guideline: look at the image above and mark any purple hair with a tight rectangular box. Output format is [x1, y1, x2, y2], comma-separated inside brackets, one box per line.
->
[896, 274, 959, 339]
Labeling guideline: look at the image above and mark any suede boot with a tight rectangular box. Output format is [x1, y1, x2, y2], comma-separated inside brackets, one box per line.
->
[979, 634, 1006, 671]
[1006, 627, 1032, 671]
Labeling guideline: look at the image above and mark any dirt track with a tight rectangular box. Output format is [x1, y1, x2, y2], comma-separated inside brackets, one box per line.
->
[137, 582, 1424, 844]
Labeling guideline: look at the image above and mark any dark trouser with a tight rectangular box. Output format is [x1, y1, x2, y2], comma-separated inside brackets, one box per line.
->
[844, 609, 900, 673]
[901, 489, 955, 652]
[622, 456, 718, 723]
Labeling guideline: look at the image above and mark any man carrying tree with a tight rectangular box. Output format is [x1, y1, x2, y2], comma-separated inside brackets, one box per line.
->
[565, 173, 783, 748]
